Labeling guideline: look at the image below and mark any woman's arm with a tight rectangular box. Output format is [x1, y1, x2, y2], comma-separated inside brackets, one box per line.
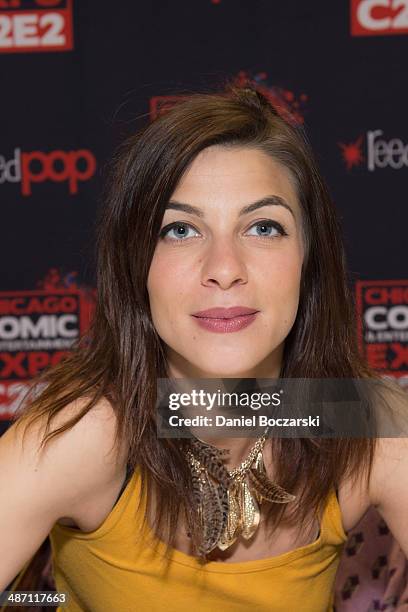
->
[369, 436, 408, 558]
[0, 397, 124, 591]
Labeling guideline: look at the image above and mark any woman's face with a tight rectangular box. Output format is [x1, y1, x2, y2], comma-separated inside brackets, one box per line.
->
[147, 145, 304, 378]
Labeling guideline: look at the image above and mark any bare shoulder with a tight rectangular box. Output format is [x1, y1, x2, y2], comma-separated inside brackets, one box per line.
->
[366, 436, 408, 557]
[337, 380, 408, 536]
[15, 393, 125, 462]
[337, 465, 372, 533]
[3, 393, 128, 519]
[368, 379, 408, 507]
[368, 436, 408, 505]
[0, 393, 129, 588]
[337, 436, 408, 534]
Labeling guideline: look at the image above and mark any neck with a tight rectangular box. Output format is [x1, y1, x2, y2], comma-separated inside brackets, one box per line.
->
[166, 351, 281, 471]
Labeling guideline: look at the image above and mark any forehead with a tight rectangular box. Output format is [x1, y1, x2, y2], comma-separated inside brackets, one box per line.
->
[171, 145, 300, 217]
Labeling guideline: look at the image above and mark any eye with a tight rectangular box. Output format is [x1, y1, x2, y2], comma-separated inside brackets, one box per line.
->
[245, 220, 288, 239]
[159, 222, 200, 242]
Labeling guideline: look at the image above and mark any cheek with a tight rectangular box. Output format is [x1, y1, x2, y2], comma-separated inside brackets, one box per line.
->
[256, 253, 302, 331]
[257, 250, 302, 293]
[147, 254, 193, 317]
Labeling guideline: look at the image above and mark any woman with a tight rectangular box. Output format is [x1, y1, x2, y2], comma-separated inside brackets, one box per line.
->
[0, 84, 407, 612]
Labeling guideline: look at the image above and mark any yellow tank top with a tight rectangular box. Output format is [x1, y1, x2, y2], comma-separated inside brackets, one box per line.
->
[49, 467, 348, 612]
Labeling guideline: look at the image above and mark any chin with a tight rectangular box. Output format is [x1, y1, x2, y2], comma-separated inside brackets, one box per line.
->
[166, 343, 274, 378]
[187, 357, 261, 378]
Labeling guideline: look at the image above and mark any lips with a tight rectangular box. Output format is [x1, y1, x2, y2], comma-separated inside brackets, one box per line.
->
[191, 306, 259, 334]
[192, 306, 259, 319]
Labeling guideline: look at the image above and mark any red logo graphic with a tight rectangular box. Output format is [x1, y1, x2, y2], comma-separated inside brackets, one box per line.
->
[0, 0, 73, 53]
[0, 270, 96, 419]
[351, 0, 408, 36]
[0, 147, 97, 195]
[356, 280, 408, 386]
[338, 135, 365, 170]
[150, 71, 308, 126]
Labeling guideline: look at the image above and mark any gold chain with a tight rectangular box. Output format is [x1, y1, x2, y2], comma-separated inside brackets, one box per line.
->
[187, 429, 269, 482]
[227, 433, 268, 480]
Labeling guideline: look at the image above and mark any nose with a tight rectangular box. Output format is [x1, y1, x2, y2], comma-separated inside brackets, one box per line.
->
[200, 239, 248, 290]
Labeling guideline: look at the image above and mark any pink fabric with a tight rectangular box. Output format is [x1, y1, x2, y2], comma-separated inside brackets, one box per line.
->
[334, 506, 408, 611]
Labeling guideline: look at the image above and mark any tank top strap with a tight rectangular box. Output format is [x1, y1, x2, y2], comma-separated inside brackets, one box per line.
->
[111, 459, 134, 506]
[321, 487, 348, 545]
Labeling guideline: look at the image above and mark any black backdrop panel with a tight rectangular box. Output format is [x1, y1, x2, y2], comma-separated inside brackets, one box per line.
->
[1, 0, 407, 421]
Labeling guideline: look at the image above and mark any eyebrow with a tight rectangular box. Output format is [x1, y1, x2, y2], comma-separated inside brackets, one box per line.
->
[165, 195, 295, 219]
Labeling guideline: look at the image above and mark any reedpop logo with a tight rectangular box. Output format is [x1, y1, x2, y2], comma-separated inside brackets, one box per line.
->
[0, 147, 96, 195]
[338, 130, 408, 171]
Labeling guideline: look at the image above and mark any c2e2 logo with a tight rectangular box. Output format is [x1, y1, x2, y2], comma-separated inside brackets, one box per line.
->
[0, 0, 73, 53]
[351, 0, 408, 35]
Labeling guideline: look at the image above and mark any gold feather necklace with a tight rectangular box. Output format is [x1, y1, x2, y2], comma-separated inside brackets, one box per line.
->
[185, 429, 296, 557]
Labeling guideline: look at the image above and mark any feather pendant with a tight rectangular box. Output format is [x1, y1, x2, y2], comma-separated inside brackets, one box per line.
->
[248, 466, 296, 504]
[190, 464, 204, 509]
[190, 439, 231, 487]
[253, 449, 265, 471]
[198, 471, 226, 555]
[190, 437, 230, 460]
[218, 481, 229, 532]
[238, 480, 261, 540]
[186, 434, 293, 555]
[217, 483, 241, 550]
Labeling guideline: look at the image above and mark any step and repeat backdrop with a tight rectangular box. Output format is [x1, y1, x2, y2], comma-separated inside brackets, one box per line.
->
[0, 1, 407, 418]
[1, 0, 407, 429]
[0, 1, 408, 607]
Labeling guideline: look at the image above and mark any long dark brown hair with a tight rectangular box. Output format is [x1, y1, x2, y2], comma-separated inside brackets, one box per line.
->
[10, 81, 385, 584]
